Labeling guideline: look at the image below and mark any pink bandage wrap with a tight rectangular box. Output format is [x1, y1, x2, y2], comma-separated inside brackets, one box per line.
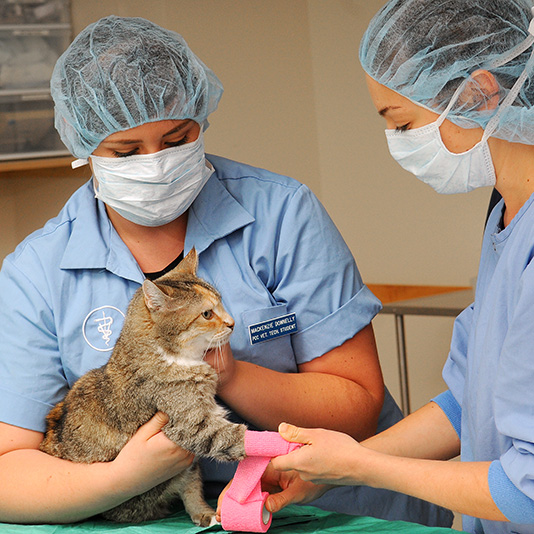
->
[220, 430, 301, 532]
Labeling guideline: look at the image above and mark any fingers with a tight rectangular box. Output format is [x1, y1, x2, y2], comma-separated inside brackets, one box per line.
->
[265, 488, 293, 513]
[215, 479, 233, 522]
[136, 412, 170, 440]
[270, 423, 313, 472]
[278, 422, 310, 445]
[133, 413, 194, 464]
[265, 475, 330, 513]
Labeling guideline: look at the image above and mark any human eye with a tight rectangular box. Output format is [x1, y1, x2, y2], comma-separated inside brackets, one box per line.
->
[165, 134, 193, 148]
[166, 139, 188, 148]
[112, 147, 139, 157]
[395, 123, 410, 133]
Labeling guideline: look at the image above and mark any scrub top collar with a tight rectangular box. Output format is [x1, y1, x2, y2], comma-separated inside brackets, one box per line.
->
[490, 190, 534, 251]
[60, 158, 255, 282]
[185, 156, 255, 255]
[60, 183, 145, 283]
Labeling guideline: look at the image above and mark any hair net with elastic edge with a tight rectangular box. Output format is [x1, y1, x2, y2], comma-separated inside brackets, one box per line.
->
[359, 0, 534, 146]
[51, 15, 223, 158]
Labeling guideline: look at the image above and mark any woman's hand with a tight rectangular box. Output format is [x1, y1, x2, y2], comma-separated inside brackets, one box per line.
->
[110, 412, 195, 498]
[263, 463, 332, 513]
[204, 343, 237, 392]
[0, 414, 194, 524]
[215, 463, 331, 522]
[270, 423, 365, 486]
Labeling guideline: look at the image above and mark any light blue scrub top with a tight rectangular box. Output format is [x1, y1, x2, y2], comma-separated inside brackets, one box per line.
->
[0, 154, 450, 526]
[434, 193, 534, 534]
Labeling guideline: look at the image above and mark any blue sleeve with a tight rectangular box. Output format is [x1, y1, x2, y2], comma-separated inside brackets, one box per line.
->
[441, 303, 474, 409]
[0, 250, 66, 432]
[432, 390, 461, 438]
[488, 461, 534, 523]
[271, 184, 381, 364]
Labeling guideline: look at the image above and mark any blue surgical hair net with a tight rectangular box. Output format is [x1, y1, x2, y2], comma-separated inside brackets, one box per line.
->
[51, 15, 223, 158]
[360, 0, 534, 145]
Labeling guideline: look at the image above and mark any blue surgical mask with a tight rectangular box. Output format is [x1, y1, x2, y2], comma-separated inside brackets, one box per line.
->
[76, 131, 213, 226]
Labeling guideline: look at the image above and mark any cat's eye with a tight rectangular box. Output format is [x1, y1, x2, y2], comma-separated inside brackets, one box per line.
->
[202, 310, 214, 320]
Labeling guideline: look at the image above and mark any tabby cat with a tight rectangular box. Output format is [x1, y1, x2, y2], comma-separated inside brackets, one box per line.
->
[39, 249, 246, 526]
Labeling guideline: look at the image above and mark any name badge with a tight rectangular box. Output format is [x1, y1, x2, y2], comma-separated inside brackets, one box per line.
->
[248, 313, 298, 345]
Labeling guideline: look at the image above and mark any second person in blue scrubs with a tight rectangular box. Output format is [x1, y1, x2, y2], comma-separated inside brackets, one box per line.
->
[265, 2, 534, 534]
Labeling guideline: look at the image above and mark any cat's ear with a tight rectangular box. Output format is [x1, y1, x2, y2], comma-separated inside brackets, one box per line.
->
[142, 279, 170, 312]
[178, 248, 198, 276]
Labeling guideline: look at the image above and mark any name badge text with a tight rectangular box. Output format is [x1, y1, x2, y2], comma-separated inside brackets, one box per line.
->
[248, 313, 298, 345]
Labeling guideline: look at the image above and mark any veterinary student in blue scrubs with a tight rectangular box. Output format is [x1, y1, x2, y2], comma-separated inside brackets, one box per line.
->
[265, 1, 534, 533]
[0, 15, 451, 526]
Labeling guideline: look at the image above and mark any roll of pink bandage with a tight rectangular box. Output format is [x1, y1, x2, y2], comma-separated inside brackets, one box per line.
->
[220, 430, 301, 533]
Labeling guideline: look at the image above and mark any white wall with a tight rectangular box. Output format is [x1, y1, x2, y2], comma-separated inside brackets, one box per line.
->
[2, 0, 493, 414]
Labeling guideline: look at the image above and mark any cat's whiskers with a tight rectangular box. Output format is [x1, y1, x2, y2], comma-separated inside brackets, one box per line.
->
[203, 333, 231, 372]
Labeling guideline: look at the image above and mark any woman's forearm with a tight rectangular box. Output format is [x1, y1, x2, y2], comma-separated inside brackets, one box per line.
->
[355, 449, 506, 521]
[273, 417, 505, 522]
[0, 448, 128, 524]
[359, 404, 504, 520]
[0, 413, 193, 524]
[212, 325, 386, 441]
[363, 401, 461, 460]
[217, 360, 382, 441]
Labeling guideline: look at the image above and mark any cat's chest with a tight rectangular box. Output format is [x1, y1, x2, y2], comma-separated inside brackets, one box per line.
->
[146, 350, 217, 385]
[155, 346, 206, 368]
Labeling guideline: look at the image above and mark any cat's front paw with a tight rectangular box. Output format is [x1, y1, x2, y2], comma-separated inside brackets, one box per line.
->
[192, 510, 218, 527]
[217, 423, 247, 461]
[200, 422, 247, 462]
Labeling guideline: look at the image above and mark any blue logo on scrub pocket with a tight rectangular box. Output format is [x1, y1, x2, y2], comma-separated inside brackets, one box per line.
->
[248, 313, 298, 345]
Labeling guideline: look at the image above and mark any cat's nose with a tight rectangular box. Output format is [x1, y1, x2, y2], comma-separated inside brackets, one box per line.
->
[226, 317, 235, 330]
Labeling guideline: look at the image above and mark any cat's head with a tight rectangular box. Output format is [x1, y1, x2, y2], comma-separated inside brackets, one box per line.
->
[141, 249, 235, 362]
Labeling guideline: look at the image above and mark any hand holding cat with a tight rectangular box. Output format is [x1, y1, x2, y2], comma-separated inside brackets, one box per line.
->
[110, 412, 194, 498]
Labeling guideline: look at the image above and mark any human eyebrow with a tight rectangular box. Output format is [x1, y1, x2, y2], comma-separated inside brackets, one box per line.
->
[102, 121, 194, 146]
[378, 105, 402, 117]
[101, 138, 139, 146]
[162, 120, 193, 138]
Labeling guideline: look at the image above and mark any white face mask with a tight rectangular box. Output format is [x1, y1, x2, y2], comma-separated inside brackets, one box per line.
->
[384, 45, 534, 195]
[87, 131, 213, 226]
[385, 118, 496, 194]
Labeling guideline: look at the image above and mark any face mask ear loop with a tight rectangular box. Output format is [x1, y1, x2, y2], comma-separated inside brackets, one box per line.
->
[92, 176, 101, 200]
[435, 79, 470, 127]
[482, 45, 534, 144]
[71, 158, 89, 169]
[480, 9, 534, 143]
[436, 12, 534, 134]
